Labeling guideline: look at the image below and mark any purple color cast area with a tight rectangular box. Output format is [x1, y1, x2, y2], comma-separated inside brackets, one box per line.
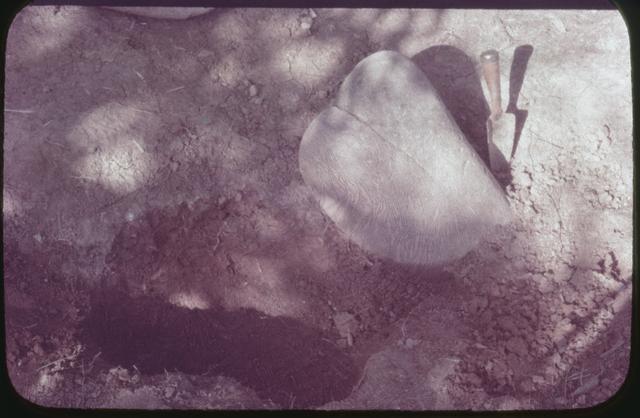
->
[81, 289, 358, 408]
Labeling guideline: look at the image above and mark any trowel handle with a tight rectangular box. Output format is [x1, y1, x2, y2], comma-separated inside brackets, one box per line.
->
[480, 49, 503, 119]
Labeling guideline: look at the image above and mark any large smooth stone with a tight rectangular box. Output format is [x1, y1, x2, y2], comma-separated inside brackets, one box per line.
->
[299, 50, 511, 266]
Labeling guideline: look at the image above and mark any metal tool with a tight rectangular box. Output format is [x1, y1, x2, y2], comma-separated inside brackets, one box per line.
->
[480, 49, 515, 174]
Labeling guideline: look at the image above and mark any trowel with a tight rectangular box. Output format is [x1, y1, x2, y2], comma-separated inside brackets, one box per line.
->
[480, 49, 515, 174]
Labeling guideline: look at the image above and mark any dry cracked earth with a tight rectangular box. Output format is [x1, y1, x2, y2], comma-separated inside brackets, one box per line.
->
[3, 5, 633, 411]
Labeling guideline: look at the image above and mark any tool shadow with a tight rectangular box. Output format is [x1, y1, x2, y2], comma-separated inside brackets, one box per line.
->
[412, 44, 533, 188]
[507, 45, 534, 160]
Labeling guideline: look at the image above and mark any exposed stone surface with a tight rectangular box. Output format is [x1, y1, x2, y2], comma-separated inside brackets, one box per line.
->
[300, 51, 511, 266]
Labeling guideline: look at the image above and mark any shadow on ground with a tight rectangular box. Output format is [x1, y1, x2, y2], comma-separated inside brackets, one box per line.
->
[413, 45, 491, 166]
[507, 44, 534, 160]
[80, 289, 358, 409]
[412, 44, 533, 188]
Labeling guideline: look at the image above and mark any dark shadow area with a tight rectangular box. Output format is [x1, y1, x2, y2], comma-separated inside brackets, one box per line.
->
[412, 45, 491, 166]
[506, 45, 534, 160]
[80, 288, 359, 409]
[493, 165, 514, 189]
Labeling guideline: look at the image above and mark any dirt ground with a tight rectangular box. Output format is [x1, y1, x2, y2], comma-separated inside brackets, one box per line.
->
[3, 6, 633, 410]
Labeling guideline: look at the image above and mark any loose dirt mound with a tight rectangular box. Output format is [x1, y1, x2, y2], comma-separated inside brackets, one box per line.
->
[102, 192, 438, 336]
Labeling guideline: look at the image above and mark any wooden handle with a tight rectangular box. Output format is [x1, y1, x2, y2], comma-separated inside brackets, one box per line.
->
[480, 49, 503, 119]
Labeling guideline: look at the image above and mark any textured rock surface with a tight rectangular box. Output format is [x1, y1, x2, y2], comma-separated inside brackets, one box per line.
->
[299, 51, 511, 265]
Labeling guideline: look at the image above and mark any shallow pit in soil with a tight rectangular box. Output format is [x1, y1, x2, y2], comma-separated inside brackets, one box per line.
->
[76, 193, 446, 408]
[80, 289, 359, 408]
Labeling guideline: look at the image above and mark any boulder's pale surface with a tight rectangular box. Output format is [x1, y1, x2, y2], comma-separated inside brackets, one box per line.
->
[104, 7, 214, 20]
[299, 50, 511, 266]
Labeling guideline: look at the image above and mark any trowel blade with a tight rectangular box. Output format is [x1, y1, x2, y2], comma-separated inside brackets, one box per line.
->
[487, 112, 516, 173]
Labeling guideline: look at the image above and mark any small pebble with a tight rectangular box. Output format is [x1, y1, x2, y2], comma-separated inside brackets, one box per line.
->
[520, 377, 535, 392]
[336, 338, 348, 349]
[249, 84, 258, 97]
[404, 338, 420, 349]
[597, 190, 613, 205]
[164, 386, 176, 398]
[196, 49, 214, 59]
[532, 375, 545, 384]
[301, 21, 312, 30]
[33, 343, 44, 356]
[464, 373, 482, 386]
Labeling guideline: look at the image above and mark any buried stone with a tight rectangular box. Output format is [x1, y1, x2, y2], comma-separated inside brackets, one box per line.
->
[80, 289, 358, 408]
[299, 51, 511, 266]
